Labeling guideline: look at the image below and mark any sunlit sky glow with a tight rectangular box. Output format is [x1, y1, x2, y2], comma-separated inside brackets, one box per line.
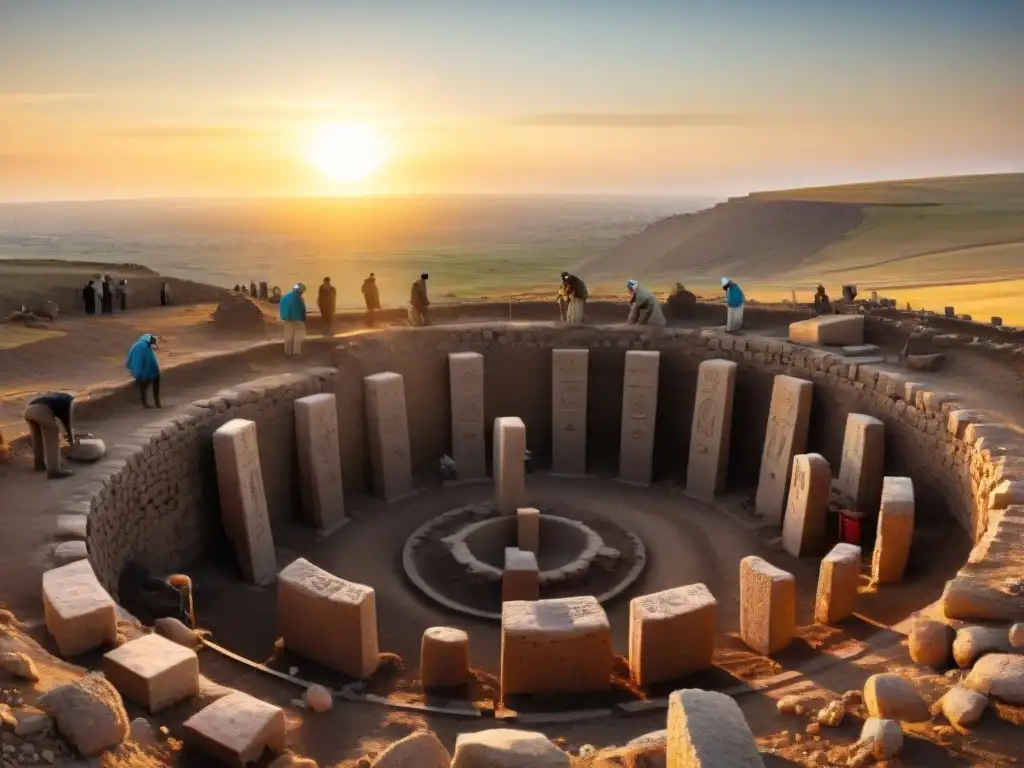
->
[1, 0, 1022, 201]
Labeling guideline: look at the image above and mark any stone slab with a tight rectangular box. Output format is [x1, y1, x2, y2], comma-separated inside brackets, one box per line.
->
[781, 453, 831, 557]
[294, 393, 345, 530]
[789, 315, 865, 346]
[551, 349, 589, 476]
[755, 375, 813, 525]
[619, 350, 660, 485]
[451, 729, 569, 768]
[948, 410, 985, 440]
[364, 372, 414, 502]
[837, 413, 885, 515]
[872, 477, 914, 584]
[212, 419, 277, 585]
[102, 633, 199, 713]
[42, 559, 118, 657]
[278, 558, 379, 679]
[842, 344, 881, 357]
[666, 689, 763, 768]
[517, 507, 539, 554]
[420, 626, 470, 690]
[493, 417, 527, 514]
[502, 548, 539, 602]
[740, 556, 796, 655]
[182, 691, 285, 766]
[449, 352, 487, 480]
[814, 543, 861, 624]
[629, 583, 717, 687]
[686, 359, 737, 500]
[501, 596, 612, 697]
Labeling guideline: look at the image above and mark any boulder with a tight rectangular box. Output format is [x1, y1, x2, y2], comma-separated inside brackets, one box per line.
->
[965, 654, 1024, 704]
[0, 651, 40, 681]
[303, 685, 332, 713]
[1010, 623, 1024, 648]
[816, 699, 845, 727]
[64, 438, 106, 463]
[863, 673, 930, 722]
[37, 673, 129, 756]
[451, 729, 569, 768]
[909, 619, 953, 668]
[859, 718, 903, 759]
[371, 731, 451, 768]
[39, 300, 59, 320]
[939, 686, 988, 729]
[953, 625, 1012, 668]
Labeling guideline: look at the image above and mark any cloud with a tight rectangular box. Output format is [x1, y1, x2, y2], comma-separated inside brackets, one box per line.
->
[500, 113, 759, 127]
[104, 125, 280, 140]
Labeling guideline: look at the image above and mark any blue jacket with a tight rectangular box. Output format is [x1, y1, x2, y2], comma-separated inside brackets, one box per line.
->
[125, 334, 160, 381]
[725, 283, 745, 308]
[279, 290, 307, 322]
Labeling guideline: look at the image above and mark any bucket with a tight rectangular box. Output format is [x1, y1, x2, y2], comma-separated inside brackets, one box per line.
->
[839, 514, 862, 545]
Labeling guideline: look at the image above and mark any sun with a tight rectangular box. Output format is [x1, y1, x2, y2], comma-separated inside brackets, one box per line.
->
[306, 123, 388, 184]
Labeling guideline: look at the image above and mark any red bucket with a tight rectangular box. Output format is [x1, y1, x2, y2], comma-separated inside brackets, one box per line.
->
[839, 514, 863, 545]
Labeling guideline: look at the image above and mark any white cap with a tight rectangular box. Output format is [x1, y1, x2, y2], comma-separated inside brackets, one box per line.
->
[720, 277, 730, 287]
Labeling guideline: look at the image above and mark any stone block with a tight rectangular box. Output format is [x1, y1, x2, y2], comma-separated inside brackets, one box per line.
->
[493, 416, 527, 514]
[451, 729, 569, 768]
[685, 359, 737, 500]
[781, 453, 831, 557]
[990, 480, 1024, 511]
[102, 633, 199, 713]
[739, 556, 796, 655]
[278, 558, 379, 679]
[364, 372, 414, 502]
[814, 543, 861, 624]
[789, 315, 864, 346]
[947, 409, 985, 439]
[837, 414, 885, 516]
[628, 583, 717, 686]
[517, 507, 539, 554]
[449, 352, 486, 480]
[619, 350, 660, 485]
[992, 316, 1004, 326]
[551, 348, 589, 475]
[908, 618, 953, 668]
[965, 654, 1024, 704]
[940, 686, 988, 729]
[420, 626, 470, 689]
[294, 393, 345, 530]
[42, 559, 117, 657]
[212, 419, 277, 585]
[502, 548, 539, 602]
[864, 673, 930, 721]
[373, 731, 451, 768]
[182, 691, 285, 766]
[904, 381, 925, 403]
[944, 306, 955, 317]
[501, 596, 612, 697]
[666, 689, 762, 768]
[755, 375, 813, 525]
[871, 477, 914, 584]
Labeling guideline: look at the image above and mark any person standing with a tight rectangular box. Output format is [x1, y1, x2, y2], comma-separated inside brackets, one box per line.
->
[626, 279, 667, 326]
[409, 273, 430, 326]
[82, 281, 97, 315]
[279, 283, 308, 355]
[250, 280, 258, 298]
[556, 280, 570, 321]
[560, 271, 588, 324]
[317, 277, 337, 336]
[361, 272, 381, 327]
[721, 277, 746, 332]
[100, 276, 114, 314]
[23, 392, 77, 479]
[126, 334, 162, 408]
[160, 281, 172, 306]
[117, 279, 129, 311]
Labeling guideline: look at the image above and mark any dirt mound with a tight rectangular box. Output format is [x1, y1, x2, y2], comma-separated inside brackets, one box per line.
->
[583, 198, 864, 281]
[210, 293, 266, 334]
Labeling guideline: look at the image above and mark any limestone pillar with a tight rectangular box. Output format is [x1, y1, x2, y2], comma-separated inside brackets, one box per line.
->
[493, 417, 526, 514]
[551, 349, 589, 475]
[517, 507, 539, 554]
[364, 372, 414, 502]
[837, 414, 885, 515]
[619, 350, 660, 485]
[739, 556, 796, 655]
[755, 375, 813, 525]
[871, 477, 915, 584]
[781, 453, 831, 558]
[502, 548, 539, 602]
[420, 627, 470, 689]
[667, 689, 763, 768]
[628, 583, 717, 686]
[212, 419, 277, 585]
[815, 543, 862, 624]
[294, 393, 345, 531]
[686, 359, 737, 500]
[448, 352, 486, 480]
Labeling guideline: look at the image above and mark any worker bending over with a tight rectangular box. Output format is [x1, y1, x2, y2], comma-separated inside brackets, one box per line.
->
[626, 280, 666, 326]
[23, 391, 77, 479]
[560, 272, 588, 324]
[721, 277, 745, 332]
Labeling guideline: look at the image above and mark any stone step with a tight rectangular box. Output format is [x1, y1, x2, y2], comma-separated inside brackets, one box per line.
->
[842, 344, 881, 357]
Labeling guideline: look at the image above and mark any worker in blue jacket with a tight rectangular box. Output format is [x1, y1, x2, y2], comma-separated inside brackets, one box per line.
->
[279, 283, 308, 355]
[721, 277, 746, 332]
[125, 333, 162, 408]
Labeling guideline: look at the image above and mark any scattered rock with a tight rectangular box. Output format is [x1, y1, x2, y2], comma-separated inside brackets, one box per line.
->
[269, 752, 319, 768]
[0, 704, 15, 729]
[371, 731, 450, 767]
[129, 717, 157, 748]
[1010, 623, 1024, 648]
[153, 617, 203, 649]
[863, 673, 930, 722]
[0, 653, 39, 682]
[64, 438, 105, 463]
[777, 695, 803, 715]
[965, 653, 1024, 704]
[37, 673, 129, 756]
[817, 699, 845, 727]
[909, 618, 953, 668]
[13, 712, 51, 739]
[304, 685, 332, 713]
[953, 624, 1013, 668]
[806, 721, 821, 735]
[939, 686, 988, 729]
[451, 728, 569, 767]
[40, 749, 54, 764]
[858, 718, 904, 759]
[578, 744, 596, 758]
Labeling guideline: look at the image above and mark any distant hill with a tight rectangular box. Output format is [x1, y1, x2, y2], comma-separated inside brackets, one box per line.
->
[583, 173, 1024, 292]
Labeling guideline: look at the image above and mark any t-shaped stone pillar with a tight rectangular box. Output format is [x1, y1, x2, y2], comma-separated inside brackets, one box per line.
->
[364, 372, 414, 502]
[294, 393, 345, 531]
[493, 416, 526, 514]
[755, 375, 813, 525]
[686, 359, 737, 500]
[448, 352, 486, 480]
[551, 349, 589, 476]
[619, 350, 660, 485]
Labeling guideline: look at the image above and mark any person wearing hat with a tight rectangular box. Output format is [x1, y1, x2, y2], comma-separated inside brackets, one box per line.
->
[625, 279, 666, 326]
[560, 271, 588, 324]
[125, 333, 162, 408]
[280, 282, 308, 355]
[409, 273, 431, 326]
[721, 277, 745, 332]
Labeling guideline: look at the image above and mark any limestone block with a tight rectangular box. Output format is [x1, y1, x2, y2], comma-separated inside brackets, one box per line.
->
[502, 547, 539, 602]
[739, 556, 796, 655]
[294, 393, 345, 530]
[942, 576, 1024, 622]
[947, 410, 985, 439]
[859, 718, 903, 759]
[619, 350, 660, 485]
[685, 359, 737, 500]
[863, 673, 930, 721]
[789, 314, 864, 346]
[551, 348, 589, 476]
[908, 619, 953, 668]
[42, 559, 117, 657]
[813, 543, 861, 625]
[871, 477, 914, 584]
[183, 691, 285, 766]
[420, 627, 470, 689]
[449, 352, 486, 480]
[278, 558, 379, 679]
[451, 729, 569, 768]
[493, 416, 526, 514]
[964, 654, 1024, 704]
[781, 453, 831, 557]
[372, 731, 451, 768]
[364, 372, 414, 502]
[939, 686, 988, 729]
[989, 480, 1024, 511]
[666, 688, 763, 768]
[755, 375, 813, 525]
[212, 419, 277, 585]
[628, 583, 717, 686]
[102, 633, 199, 713]
[517, 507, 539, 554]
[964, 422, 1018, 446]
[904, 381, 925, 403]
[953, 625, 1012, 668]
[500, 596, 612, 697]
[837, 414, 885, 516]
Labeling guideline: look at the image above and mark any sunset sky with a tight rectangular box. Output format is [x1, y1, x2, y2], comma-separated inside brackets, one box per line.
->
[1, 0, 1022, 201]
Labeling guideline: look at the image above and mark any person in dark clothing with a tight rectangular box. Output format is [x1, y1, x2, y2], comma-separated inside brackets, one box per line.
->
[665, 282, 697, 319]
[23, 392, 76, 479]
[814, 284, 832, 314]
[160, 281, 172, 306]
[560, 271, 588, 324]
[409, 273, 430, 326]
[82, 281, 97, 315]
[250, 280, 258, 298]
[118, 562, 193, 626]
[361, 272, 381, 326]
[317, 277, 337, 336]
[100, 276, 114, 314]
[116, 279, 129, 311]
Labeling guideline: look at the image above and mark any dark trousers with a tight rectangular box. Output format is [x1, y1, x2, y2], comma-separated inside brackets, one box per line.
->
[84, 298, 95, 315]
[137, 375, 161, 407]
[101, 295, 113, 314]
